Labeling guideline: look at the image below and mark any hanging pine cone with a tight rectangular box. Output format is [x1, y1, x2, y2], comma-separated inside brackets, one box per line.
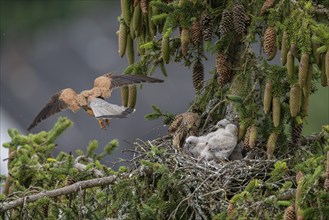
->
[121, 0, 131, 25]
[281, 31, 288, 65]
[233, 4, 247, 36]
[263, 26, 277, 60]
[290, 83, 301, 117]
[219, 9, 232, 36]
[192, 60, 204, 92]
[238, 122, 247, 142]
[301, 65, 313, 116]
[181, 28, 190, 56]
[298, 53, 309, 88]
[272, 97, 281, 127]
[249, 125, 257, 149]
[243, 126, 251, 150]
[283, 205, 296, 220]
[287, 51, 294, 79]
[162, 36, 170, 64]
[267, 132, 278, 159]
[216, 52, 232, 86]
[290, 43, 298, 58]
[201, 12, 213, 42]
[128, 85, 137, 108]
[121, 86, 129, 107]
[191, 20, 202, 46]
[140, 0, 148, 15]
[260, 0, 275, 16]
[291, 121, 303, 144]
[263, 81, 272, 114]
[118, 20, 127, 57]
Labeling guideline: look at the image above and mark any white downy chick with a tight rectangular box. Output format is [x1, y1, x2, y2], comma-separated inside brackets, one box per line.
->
[208, 124, 238, 160]
[184, 135, 207, 157]
[198, 143, 215, 161]
[215, 118, 231, 128]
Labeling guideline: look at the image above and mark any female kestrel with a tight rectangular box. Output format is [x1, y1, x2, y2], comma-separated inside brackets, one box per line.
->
[28, 73, 163, 130]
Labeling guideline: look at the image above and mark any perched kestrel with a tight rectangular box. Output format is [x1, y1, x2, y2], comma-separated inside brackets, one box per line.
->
[169, 112, 201, 148]
[28, 73, 163, 130]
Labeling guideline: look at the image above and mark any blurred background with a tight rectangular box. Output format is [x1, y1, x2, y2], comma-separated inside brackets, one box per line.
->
[1, 1, 328, 174]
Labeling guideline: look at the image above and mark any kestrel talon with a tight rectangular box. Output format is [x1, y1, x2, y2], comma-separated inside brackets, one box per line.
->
[28, 73, 163, 130]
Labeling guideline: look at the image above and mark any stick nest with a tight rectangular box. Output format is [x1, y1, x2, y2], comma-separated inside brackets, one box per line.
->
[130, 136, 276, 217]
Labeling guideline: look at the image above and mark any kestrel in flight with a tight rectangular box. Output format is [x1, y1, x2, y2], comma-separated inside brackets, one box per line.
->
[28, 73, 164, 130]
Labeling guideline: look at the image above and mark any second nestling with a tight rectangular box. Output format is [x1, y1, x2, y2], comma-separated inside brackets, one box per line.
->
[184, 119, 239, 161]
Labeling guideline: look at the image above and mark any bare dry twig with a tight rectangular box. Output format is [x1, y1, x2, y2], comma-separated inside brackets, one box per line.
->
[0, 175, 117, 212]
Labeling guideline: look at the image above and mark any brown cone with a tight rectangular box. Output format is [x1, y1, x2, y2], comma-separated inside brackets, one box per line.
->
[191, 21, 202, 46]
[216, 52, 232, 86]
[233, 4, 247, 36]
[219, 9, 232, 36]
[267, 132, 278, 159]
[283, 205, 296, 220]
[263, 26, 277, 60]
[243, 126, 251, 150]
[192, 60, 204, 92]
[260, 0, 275, 16]
[201, 12, 213, 41]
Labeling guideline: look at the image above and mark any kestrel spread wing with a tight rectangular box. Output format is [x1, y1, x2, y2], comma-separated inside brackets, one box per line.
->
[28, 73, 163, 131]
[94, 74, 164, 98]
[89, 98, 134, 119]
[27, 90, 71, 131]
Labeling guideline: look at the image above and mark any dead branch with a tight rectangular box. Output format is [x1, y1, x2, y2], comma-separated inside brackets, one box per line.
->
[74, 156, 104, 177]
[0, 175, 117, 212]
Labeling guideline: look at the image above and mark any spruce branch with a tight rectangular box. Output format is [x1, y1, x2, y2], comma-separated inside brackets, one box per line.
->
[0, 175, 117, 212]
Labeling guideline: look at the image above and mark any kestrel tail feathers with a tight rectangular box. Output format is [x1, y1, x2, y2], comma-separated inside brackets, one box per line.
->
[89, 98, 135, 119]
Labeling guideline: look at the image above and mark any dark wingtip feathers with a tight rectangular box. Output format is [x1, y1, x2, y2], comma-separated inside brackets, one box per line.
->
[27, 91, 67, 131]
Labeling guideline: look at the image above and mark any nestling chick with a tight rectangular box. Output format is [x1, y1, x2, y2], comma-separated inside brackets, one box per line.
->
[208, 124, 238, 160]
[184, 136, 206, 157]
[198, 143, 215, 161]
[215, 118, 231, 128]
[184, 119, 239, 161]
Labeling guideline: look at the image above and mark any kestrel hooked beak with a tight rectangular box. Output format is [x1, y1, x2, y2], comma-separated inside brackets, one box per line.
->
[27, 73, 163, 130]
